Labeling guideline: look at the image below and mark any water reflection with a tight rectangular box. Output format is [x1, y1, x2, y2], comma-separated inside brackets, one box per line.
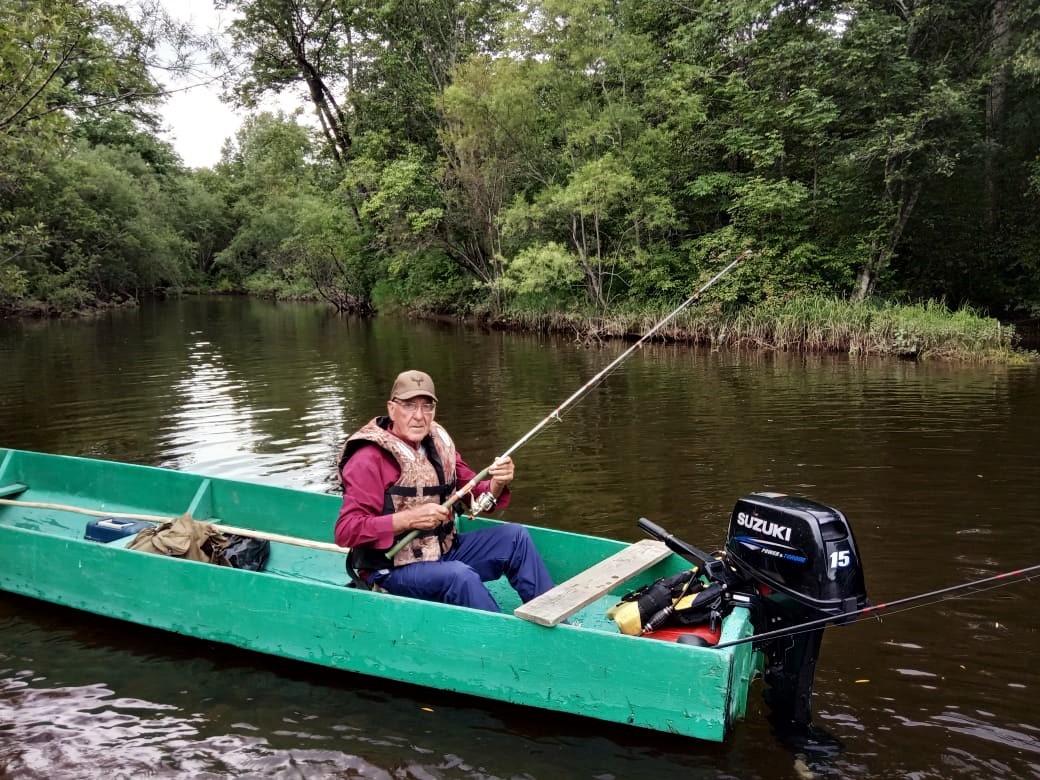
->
[162, 338, 266, 476]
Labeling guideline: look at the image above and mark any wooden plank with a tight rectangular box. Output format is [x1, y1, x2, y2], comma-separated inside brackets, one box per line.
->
[0, 483, 27, 499]
[514, 539, 671, 627]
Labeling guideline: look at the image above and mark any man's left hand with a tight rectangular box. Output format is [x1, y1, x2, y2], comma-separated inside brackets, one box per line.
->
[488, 456, 514, 495]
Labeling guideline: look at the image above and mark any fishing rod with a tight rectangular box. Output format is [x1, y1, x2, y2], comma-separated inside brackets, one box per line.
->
[713, 563, 1040, 650]
[386, 251, 748, 559]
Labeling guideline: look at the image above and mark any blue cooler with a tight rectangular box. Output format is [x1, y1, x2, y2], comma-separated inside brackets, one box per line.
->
[85, 517, 152, 543]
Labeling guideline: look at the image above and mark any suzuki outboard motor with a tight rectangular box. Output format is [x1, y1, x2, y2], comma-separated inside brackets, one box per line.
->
[725, 493, 868, 729]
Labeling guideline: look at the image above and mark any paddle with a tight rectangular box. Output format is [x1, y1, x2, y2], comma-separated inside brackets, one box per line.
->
[0, 497, 351, 555]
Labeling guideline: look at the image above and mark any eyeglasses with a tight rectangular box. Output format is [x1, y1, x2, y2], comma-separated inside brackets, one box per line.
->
[392, 398, 436, 415]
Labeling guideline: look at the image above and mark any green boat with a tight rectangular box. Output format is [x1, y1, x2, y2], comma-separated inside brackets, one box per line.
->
[0, 447, 867, 743]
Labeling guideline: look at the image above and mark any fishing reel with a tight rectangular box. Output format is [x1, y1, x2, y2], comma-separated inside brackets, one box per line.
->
[471, 491, 498, 515]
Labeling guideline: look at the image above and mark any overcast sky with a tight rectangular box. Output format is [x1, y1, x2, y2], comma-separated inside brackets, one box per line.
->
[154, 0, 240, 168]
[159, 84, 243, 169]
[156, 0, 303, 169]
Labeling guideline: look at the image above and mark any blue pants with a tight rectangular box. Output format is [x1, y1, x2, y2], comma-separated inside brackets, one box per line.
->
[371, 524, 554, 612]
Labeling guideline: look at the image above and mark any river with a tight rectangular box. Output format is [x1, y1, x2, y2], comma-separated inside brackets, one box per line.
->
[1, 297, 1038, 779]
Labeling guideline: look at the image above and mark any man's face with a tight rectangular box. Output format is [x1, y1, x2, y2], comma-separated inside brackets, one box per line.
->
[387, 395, 436, 445]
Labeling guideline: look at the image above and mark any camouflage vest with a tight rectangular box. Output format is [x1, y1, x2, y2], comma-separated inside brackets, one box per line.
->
[339, 416, 458, 569]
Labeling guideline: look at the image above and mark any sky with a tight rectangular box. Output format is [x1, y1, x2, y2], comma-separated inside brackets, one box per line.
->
[155, 0, 302, 169]
[153, 0, 240, 168]
[160, 83, 244, 169]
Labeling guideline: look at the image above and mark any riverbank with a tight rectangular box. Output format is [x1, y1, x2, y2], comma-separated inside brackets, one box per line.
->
[476, 296, 1034, 362]
[4, 292, 1034, 362]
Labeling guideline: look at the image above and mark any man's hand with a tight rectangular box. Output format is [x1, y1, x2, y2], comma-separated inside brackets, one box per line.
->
[488, 456, 515, 496]
[393, 502, 451, 534]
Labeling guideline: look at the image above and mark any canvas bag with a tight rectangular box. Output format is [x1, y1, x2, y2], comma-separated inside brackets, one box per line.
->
[127, 513, 229, 565]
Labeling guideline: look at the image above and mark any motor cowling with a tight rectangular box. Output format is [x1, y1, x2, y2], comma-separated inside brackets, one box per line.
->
[725, 492, 867, 618]
[724, 492, 868, 732]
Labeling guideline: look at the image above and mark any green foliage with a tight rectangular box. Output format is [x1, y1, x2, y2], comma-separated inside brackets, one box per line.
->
[357, 147, 443, 246]
[211, 113, 378, 311]
[0, 0, 156, 139]
[374, 250, 475, 314]
[286, 193, 377, 312]
[1, 141, 194, 311]
[0, 0, 208, 314]
[499, 242, 583, 300]
[2, 0, 1038, 346]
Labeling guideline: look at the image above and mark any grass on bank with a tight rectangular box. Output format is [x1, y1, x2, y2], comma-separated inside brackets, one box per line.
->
[494, 296, 1026, 362]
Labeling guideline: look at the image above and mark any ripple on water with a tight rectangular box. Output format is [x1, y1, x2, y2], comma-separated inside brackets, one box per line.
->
[0, 675, 404, 778]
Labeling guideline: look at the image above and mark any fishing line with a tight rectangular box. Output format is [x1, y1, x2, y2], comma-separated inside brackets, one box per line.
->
[714, 563, 1040, 650]
[387, 251, 748, 559]
[739, 578, 1032, 649]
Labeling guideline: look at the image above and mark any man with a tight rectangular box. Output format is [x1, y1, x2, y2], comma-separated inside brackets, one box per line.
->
[335, 370, 554, 612]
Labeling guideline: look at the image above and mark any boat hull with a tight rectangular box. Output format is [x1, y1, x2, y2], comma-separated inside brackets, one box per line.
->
[0, 448, 760, 742]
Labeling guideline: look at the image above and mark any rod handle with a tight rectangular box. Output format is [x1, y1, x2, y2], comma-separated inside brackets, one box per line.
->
[385, 465, 492, 559]
[637, 517, 670, 541]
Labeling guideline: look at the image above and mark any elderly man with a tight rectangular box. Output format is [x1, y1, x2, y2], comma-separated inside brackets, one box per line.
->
[334, 370, 553, 611]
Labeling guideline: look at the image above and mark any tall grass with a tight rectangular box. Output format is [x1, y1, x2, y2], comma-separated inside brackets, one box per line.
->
[494, 297, 1024, 361]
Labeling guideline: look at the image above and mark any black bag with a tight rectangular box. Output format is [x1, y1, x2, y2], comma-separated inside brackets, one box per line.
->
[220, 534, 271, 571]
[607, 569, 731, 635]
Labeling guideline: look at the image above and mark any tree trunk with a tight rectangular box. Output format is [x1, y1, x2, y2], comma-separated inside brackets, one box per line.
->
[571, 213, 607, 309]
[853, 181, 922, 302]
[985, 0, 1010, 230]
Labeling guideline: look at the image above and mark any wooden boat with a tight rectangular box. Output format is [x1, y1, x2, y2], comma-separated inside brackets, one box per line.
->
[0, 448, 866, 742]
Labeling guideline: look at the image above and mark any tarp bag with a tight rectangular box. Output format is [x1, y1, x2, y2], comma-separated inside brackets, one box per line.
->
[607, 569, 731, 636]
[220, 534, 271, 571]
[127, 513, 229, 565]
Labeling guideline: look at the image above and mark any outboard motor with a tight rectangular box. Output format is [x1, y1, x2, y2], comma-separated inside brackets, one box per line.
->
[725, 493, 868, 729]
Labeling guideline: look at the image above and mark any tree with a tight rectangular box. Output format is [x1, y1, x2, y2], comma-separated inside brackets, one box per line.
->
[214, 112, 315, 286]
[219, 0, 357, 178]
[0, 0, 214, 312]
[213, 111, 377, 310]
[489, 0, 682, 308]
[431, 57, 556, 290]
[286, 192, 375, 312]
[833, 2, 978, 300]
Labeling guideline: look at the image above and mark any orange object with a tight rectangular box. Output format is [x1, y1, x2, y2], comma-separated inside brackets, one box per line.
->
[642, 624, 722, 645]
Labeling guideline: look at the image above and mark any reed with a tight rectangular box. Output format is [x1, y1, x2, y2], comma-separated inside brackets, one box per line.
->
[493, 297, 1027, 361]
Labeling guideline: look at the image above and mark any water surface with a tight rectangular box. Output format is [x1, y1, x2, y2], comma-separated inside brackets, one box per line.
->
[1, 297, 1038, 778]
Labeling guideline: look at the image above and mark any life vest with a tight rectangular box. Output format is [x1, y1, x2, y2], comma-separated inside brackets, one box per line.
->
[339, 416, 458, 570]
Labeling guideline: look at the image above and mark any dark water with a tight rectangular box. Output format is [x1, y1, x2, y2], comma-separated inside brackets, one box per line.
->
[1, 297, 1038, 779]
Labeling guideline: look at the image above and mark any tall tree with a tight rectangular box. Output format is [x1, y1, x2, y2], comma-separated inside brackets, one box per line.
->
[486, 0, 682, 308]
[218, 0, 360, 218]
[834, 2, 978, 300]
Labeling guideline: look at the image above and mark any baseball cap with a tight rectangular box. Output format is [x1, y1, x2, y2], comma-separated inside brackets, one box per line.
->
[390, 370, 438, 402]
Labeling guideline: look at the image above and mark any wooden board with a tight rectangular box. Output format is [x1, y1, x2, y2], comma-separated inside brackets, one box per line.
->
[514, 538, 671, 627]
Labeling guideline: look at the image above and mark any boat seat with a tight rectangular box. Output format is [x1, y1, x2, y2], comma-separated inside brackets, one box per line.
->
[514, 539, 671, 627]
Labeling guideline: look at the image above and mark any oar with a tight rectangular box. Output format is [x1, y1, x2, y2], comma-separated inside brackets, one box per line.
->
[0, 497, 351, 555]
[713, 563, 1040, 650]
[386, 251, 748, 559]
